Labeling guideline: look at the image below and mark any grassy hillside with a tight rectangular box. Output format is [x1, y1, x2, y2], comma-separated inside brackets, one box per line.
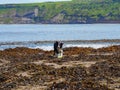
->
[0, 0, 120, 24]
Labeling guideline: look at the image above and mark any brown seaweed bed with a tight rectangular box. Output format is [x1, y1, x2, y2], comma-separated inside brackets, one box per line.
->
[0, 45, 120, 90]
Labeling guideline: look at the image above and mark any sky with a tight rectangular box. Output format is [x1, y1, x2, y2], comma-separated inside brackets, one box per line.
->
[0, 0, 71, 4]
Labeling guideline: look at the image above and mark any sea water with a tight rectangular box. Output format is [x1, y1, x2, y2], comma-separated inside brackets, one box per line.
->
[0, 24, 120, 50]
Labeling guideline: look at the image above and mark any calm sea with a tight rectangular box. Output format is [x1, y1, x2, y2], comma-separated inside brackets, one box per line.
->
[0, 24, 120, 50]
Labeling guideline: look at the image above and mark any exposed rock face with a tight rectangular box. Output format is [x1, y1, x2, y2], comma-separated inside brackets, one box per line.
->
[51, 13, 65, 24]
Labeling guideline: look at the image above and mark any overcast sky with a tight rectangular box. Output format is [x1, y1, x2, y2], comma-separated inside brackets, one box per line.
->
[0, 0, 71, 4]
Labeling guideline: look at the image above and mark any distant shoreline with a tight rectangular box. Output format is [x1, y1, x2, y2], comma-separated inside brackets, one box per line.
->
[0, 22, 120, 24]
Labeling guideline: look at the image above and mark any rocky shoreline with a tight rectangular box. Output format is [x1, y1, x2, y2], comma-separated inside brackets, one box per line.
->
[0, 45, 120, 90]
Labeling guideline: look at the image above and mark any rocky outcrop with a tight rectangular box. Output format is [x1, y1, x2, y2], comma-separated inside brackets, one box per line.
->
[0, 46, 120, 90]
[0, 0, 120, 24]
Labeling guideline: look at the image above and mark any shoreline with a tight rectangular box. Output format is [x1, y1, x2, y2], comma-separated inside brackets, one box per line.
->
[0, 22, 120, 24]
[0, 39, 120, 51]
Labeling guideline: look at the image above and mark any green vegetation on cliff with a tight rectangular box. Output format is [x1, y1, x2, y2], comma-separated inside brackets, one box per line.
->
[0, 0, 120, 24]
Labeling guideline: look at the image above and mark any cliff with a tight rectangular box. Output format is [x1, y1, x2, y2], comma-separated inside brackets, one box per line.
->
[0, 0, 120, 24]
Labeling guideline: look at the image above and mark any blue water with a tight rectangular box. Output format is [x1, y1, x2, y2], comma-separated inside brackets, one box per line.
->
[0, 24, 120, 50]
[0, 24, 120, 42]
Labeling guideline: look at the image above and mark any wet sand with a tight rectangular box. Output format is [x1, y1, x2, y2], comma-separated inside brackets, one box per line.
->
[0, 45, 120, 90]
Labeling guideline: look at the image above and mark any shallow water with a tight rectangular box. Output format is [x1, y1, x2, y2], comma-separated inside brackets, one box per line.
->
[0, 40, 120, 50]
